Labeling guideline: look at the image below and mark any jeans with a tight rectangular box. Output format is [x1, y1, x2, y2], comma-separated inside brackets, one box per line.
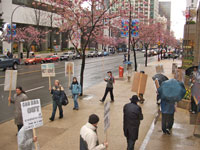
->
[50, 100, 63, 120]
[126, 138, 136, 150]
[191, 96, 197, 112]
[73, 94, 79, 109]
[162, 113, 174, 132]
[17, 124, 23, 132]
[102, 87, 114, 102]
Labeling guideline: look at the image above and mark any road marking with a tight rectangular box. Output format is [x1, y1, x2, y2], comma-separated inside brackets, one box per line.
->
[25, 86, 45, 93]
[139, 118, 155, 150]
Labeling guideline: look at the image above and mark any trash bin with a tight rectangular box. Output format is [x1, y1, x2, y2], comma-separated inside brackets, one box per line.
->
[119, 66, 124, 78]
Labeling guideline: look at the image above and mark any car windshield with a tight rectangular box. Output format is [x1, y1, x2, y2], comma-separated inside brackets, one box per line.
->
[30, 56, 35, 58]
[46, 56, 51, 58]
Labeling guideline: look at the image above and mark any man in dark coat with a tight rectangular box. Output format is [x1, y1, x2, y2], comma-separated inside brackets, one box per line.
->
[123, 95, 143, 150]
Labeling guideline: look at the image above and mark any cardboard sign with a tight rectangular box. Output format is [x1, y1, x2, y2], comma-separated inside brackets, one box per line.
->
[4, 70, 17, 91]
[191, 82, 200, 106]
[156, 65, 164, 74]
[41, 63, 55, 77]
[132, 72, 148, 94]
[174, 69, 185, 83]
[21, 99, 43, 130]
[172, 63, 178, 74]
[104, 101, 110, 132]
[65, 62, 74, 76]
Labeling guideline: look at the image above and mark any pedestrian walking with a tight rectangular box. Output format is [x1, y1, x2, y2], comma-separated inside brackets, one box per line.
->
[80, 114, 108, 150]
[18, 126, 38, 150]
[161, 99, 175, 135]
[69, 77, 81, 110]
[123, 95, 143, 150]
[8, 86, 28, 132]
[100, 71, 114, 103]
[49, 80, 64, 121]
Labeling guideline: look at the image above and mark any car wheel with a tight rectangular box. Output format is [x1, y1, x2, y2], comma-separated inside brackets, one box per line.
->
[13, 63, 18, 70]
[25, 63, 28, 65]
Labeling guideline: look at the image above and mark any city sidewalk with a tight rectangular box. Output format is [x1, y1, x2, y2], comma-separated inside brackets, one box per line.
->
[0, 58, 200, 150]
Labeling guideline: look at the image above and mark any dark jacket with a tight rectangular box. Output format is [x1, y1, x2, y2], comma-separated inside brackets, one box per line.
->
[51, 86, 64, 101]
[105, 77, 114, 88]
[161, 99, 175, 114]
[123, 102, 143, 141]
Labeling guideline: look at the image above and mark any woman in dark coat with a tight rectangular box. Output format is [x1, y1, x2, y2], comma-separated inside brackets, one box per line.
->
[123, 95, 143, 150]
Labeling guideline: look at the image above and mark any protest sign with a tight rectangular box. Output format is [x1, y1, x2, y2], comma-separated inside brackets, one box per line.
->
[65, 62, 74, 87]
[132, 72, 148, 94]
[172, 63, 178, 74]
[174, 69, 185, 83]
[21, 99, 43, 130]
[104, 101, 110, 133]
[41, 63, 55, 77]
[156, 65, 164, 74]
[4, 70, 18, 106]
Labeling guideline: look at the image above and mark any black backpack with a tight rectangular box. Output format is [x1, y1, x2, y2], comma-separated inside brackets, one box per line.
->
[61, 92, 69, 106]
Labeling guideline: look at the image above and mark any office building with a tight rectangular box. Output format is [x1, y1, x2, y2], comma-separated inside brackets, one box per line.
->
[159, 1, 171, 30]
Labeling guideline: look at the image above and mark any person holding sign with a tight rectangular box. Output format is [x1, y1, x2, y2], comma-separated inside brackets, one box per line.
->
[49, 80, 64, 121]
[80, 114, 108, 150]
[123, 95, 143, 150]
[18, 126, 38, 150]
[8, 86, 28, 132]
[100, 71, 115, 103]
[69, 77, 81, 110]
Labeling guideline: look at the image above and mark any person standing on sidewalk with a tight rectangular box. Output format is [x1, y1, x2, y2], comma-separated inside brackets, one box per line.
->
[161, 99, 175, 135]
[18, 126, 38, 150]
[49, 80, 64, 121]
[80, 114, 108, 150]
[8, 86, 28, 132]
[123, 95, 143, 150]
[70, 77, 81, 110]
[100, 71, 114, 103]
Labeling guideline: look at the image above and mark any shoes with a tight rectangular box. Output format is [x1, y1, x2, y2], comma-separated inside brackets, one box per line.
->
[49, 118, 54, 121]
[110, 100, 114, 103]
[165, 129, 170, 135]
[99, 100, 104, 103]
[73, 108, 76, 110]
[59, 116, 63, 119]
[192, 111, 196, 114]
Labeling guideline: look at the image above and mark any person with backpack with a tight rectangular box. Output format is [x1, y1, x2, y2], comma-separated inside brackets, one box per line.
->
[8, 86, 28, 132]
[49, 80, 64, 121]
[70, 77, 81, 110]
[100, 71, 115, 103]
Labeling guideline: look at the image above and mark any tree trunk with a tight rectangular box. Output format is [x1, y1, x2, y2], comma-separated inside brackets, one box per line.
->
[145, 45, 148, 67]
[80, 49, 85, 96]
[132, 43, 137, 71]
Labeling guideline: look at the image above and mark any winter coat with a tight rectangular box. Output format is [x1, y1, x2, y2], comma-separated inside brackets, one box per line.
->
[105, 77, 114, 88]
[51, 86, 64, 101]
[80, 123, 106, 150]
[70, 83, 81, 95]
[123, 102, 143, 141]
[11, 93, 28, 125]
[161, 99, 175, 114]
[17, 126, 39, 150]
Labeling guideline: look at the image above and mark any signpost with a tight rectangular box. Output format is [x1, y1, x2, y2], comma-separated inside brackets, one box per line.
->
[4, 70, 17, 106]
[65, 62, 74, 87]
[104, 101, 110, 149]
[21, 99, 43, 150]
[41, 63, 55, 89]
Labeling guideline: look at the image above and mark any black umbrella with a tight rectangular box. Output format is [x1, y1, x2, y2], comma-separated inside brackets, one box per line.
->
[185, 66, 198, 76]
[152, 74, 169, 86]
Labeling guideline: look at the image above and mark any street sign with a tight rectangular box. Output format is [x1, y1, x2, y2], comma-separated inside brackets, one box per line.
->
[21, 99, 43, 131]
[41, 63, 55, 77]
[4, 70, 17, 91]
[104, 101, 110, 133]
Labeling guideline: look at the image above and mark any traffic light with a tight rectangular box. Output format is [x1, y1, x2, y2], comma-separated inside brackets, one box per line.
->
[0, 13, 4, 31]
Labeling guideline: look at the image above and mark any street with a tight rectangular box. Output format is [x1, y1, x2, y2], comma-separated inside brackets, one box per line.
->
[0, 52, 156, 123]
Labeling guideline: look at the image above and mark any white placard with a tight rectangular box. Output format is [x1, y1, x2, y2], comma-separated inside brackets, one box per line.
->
[41, 63, 55, 77]
[156, 65, 164, 74]
[21, 99, 43, 131]
[104, 101, 110, 132]
[65, 62, 74, 77]
[4, 70, 17, 91]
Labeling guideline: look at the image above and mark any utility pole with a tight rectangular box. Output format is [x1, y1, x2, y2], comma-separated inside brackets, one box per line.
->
[128, 0, 132, 62]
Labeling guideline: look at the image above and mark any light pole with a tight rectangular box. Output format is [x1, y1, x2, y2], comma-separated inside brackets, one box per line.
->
[10, 5, 25, 53]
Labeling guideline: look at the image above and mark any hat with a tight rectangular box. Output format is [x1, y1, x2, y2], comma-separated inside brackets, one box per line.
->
[107, 71, 112, 74]
[89, 114, 99, 124]
[130, 95, 139, 102]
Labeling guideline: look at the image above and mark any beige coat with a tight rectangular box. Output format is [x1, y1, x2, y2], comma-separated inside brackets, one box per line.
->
[11, 93, 28, 125]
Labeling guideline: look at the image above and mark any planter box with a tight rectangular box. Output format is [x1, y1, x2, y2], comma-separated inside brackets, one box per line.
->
[177, 99, 190, 110]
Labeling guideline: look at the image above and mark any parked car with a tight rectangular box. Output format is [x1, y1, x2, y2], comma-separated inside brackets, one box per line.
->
[44, 55, 59, 63]
[88, 51, 98, 57]
[144, 50, 151, 57]
[141, 49, 146, 53]
[75, 53, 81, 59]
[0, 55, 20, 70]
[97, 51, 104, 57]
[60, 52, 76, 61]
[24, 55, 43, 65]
[103, 51, 110, 56]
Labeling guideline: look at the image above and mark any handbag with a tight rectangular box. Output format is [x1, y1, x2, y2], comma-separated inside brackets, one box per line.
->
[61, 92, 69, 106]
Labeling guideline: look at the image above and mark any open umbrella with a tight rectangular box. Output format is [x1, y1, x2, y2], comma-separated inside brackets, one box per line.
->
[185, 66, 198, 76]
[152, 74, 169, 86]
[158, 79, 186, 102]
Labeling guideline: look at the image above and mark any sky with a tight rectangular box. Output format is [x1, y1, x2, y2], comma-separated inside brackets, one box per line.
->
[159, 0, 187, 39]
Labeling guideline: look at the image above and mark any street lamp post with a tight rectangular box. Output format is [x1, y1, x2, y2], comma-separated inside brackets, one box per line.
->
[10, 5, 25, 53]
